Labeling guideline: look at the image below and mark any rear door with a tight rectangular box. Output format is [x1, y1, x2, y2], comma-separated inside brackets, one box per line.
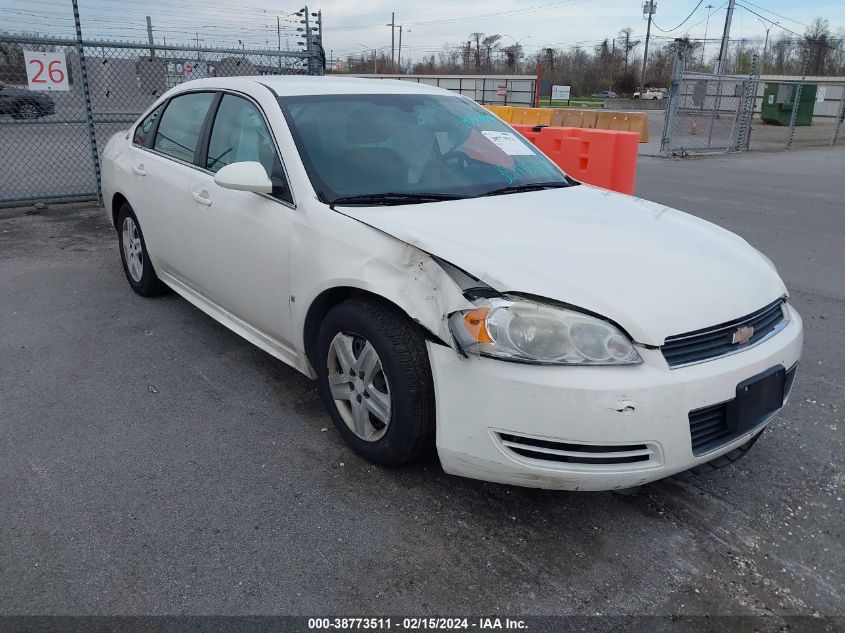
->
[127, 91, 216, 282]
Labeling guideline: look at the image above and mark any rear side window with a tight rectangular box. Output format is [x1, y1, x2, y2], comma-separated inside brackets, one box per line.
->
[133, 105, 163, 146]
[153, 92, 215, 163]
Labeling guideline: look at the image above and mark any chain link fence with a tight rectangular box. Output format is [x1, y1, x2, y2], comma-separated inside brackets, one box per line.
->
[0, 34, 322, 208]
[661, 44, 845, 157]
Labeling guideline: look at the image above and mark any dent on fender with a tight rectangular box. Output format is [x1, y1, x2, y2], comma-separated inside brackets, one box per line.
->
[356, 242, 474, 343]
[309, 211, 476, 352]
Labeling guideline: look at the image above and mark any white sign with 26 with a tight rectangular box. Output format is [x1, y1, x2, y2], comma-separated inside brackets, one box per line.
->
[24, 51, 70, 92]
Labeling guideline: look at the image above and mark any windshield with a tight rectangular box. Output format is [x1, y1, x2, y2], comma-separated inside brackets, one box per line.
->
[277, 93, 570, 204]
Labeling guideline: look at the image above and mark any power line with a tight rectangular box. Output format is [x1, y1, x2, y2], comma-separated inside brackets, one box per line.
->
[652, 0, 705, 33]
[736, 2, 844, 53]
[740, 0, 809, 29]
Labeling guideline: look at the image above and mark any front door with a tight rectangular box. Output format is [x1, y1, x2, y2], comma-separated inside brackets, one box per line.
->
[184, 93, 295, 346]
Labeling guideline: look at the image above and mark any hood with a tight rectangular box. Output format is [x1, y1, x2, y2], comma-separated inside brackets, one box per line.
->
[337, 186, 787, 346]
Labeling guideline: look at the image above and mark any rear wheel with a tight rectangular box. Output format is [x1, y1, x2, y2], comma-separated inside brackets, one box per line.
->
[315, 298, 435, 466]
[117, 203, 168, 297]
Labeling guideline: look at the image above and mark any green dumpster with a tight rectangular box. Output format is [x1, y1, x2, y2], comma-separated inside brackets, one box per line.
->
[761, 83, 817, 126]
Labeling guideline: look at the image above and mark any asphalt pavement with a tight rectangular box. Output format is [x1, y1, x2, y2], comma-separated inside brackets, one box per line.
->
[1, 147, 843, 618]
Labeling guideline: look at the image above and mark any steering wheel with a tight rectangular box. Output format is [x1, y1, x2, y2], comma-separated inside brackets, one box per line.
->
[419, 150, 475, 185]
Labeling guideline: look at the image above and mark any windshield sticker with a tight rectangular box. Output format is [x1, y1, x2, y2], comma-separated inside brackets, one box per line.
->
[416, 106, 435, 126]
[480, 131, 535, 156]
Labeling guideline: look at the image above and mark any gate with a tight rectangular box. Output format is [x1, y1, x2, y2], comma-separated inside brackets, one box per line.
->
[661, 44, 758, 156]
[661, 42, 845, 156]
[0, 35, 322, 208]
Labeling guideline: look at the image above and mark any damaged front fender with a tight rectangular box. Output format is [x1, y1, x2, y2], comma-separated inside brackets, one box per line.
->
[290, 212, 475, 377]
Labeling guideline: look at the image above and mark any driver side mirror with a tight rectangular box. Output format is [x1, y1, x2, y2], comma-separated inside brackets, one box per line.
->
[214, 161, 273, 194]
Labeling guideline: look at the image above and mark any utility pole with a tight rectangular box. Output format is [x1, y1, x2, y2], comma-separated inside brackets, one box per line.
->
[277, 16, 282, 69]
[386, 12, 395, 69]
[609, 38, 615, 92]
[757, 17, 778, 74]
[297, 6, 321, 75]
[624, 29, 630, 71]
[397, 25, 403, 71]
[640, 1, 656, 92]
[146, 15, 155, 58]
[702, 4, 714, 66]
[716, 0, 736, 75]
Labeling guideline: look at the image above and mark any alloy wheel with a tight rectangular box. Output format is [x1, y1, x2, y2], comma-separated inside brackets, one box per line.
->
[121, 216, 144, 283]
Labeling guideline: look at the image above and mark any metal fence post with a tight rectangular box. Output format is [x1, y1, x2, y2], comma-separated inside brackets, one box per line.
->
[71, 0, 102, 203]
[786, 82, 803, 150]
[734, 55, 758, 152]
[660, 40, 686, 154]
[832, 87, 845, 146]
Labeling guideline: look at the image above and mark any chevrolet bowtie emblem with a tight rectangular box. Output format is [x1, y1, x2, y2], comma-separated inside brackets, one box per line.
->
[732, 325, 755, 345]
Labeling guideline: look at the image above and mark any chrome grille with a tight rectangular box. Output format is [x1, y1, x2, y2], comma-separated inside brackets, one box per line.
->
[662, 300, 786, 368]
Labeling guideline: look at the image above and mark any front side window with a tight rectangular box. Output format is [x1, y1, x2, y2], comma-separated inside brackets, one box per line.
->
[206, 94, 290, 202]
[153, 92, 215, 163]
[133, 104, 163, 146]
[277, 93, 569, 204]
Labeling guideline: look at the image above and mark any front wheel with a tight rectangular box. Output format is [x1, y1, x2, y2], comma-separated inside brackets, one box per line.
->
[315, 298, 435, 466]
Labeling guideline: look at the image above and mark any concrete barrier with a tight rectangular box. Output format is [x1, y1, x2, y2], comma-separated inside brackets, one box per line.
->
[605, 98, 667, 110]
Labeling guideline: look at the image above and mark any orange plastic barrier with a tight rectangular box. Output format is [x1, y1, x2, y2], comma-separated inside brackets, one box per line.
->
[520, 108, 553, 126]
[511, 124, 639, 195]
[509, 107, 551, 125]
[594, 111, 615, 130]
[484, 105, 514, 122]
[626, 113, 649, 142]
[594, 111, 649, 142]
[486, 105, 648, 142]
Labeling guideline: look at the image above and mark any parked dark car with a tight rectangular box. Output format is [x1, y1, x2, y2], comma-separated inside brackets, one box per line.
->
[590, 90, 618, 99]
[0, 82, 56, 118]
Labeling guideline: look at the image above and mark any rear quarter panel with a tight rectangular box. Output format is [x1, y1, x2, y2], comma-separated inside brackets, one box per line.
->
[101, 130, 132, 228]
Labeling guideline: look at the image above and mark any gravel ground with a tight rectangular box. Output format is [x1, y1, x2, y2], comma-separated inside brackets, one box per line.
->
[0, 147, 843, 620]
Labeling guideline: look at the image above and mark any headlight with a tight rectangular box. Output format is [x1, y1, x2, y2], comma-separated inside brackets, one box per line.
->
[448, 297, 641, 365]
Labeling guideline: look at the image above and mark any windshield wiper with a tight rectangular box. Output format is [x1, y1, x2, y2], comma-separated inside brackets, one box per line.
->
[329, 192, 465, 207]
[477, 181, 574, 197]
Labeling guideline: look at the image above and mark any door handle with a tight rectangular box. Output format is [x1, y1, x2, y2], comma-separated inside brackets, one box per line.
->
[191, 191, 212, 206]
[132, 164, 146, 176]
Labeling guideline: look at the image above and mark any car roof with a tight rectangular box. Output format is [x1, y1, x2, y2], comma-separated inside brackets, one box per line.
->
[169, 75, 454, 98]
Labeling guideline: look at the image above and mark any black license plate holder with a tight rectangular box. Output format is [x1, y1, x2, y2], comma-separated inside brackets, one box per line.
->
[726, 365, 786, 434]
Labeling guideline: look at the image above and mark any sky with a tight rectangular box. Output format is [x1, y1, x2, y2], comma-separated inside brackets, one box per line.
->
[2, 0, 844, 63]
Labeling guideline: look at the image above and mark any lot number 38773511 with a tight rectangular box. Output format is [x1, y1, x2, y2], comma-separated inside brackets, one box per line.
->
[24, 51, 70, 92]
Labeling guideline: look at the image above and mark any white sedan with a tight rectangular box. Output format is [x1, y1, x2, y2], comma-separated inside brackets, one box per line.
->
[101, 76, 802, 490]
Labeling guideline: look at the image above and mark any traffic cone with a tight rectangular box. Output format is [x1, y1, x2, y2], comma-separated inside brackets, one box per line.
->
[691, 120, 698, 136]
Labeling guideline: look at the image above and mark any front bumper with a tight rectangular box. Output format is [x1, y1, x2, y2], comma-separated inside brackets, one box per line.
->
[429, 304, 803, 491]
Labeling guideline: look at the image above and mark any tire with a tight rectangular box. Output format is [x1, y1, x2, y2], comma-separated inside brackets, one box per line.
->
[116, 202, 169, 297]
[16, 102, 41, 119]
[674, 428, 764, 481]
[315, 297, 435, 466]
